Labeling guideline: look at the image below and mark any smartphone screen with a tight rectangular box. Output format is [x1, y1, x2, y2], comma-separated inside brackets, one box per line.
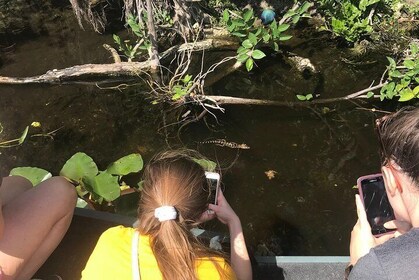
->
[358, 174, 395, 235]
[205, 172, 220, 205]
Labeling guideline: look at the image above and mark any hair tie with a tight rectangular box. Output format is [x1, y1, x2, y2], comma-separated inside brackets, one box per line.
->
[154, 206, 177, 222]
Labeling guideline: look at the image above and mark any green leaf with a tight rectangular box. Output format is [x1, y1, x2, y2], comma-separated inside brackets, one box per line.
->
[18, 126, 29, 144]
[60, 152, 99, 182]
[182, 74, 192, 84]
[282, 10, 296, 20]
[113, 34, 121, 45]
[83, 172, 120, 202]
[296, 95, 306, 101]
[389, 70, 403, 78]
[398, 88, 415, 102]
[279, 35, 293, 41]
[251, 49, 266, 60]
[404, 60, 415, 69]
[366, 91, 374, 98]
[106, 153, 143, 176]
[242, 39, 253, 49]
[9, 167, 52, 186]
[237, 53, 249, 63]
[299, 2, 311, 14]
[305, 93, 313, 100]
[193, 159, 217, 172]
[237, 46, 247, 54]
[292, 15, 300, 24]
[411, 43, 418, 56]
[273, 42, 279, 52]
[246, 58, 254, 71]
[387, 57, 396, 69]
[248, 33, 258, 46]
[277, 24, 290, 32]
[413, 86, 419, 95]
[263, 34, 271, 42]
[243, 9, 254, 22]
[223, 10, 230, 22]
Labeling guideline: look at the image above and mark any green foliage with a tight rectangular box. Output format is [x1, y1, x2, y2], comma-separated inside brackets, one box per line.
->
[223, 2, 312, 71]
[9, 167, 52, 186]
[113, 14, 151, 61]
[13, 152, 143, 206]
[316, 0, 381, 43]
[378, 43, 419, 102]
[172, 74, 194, 101]
[296, 93, 314, 101]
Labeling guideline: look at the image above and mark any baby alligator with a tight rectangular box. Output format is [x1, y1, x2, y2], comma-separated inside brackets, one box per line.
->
[198, 139, 250, 149]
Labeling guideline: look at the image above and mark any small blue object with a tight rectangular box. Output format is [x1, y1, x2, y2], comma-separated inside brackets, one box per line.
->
[261, 9, 276, 25]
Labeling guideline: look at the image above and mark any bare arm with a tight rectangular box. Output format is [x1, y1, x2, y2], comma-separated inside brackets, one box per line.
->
[208, 190, 252, 280]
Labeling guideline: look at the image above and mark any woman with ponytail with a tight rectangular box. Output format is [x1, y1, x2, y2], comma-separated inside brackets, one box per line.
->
[82, 150, 252, 280]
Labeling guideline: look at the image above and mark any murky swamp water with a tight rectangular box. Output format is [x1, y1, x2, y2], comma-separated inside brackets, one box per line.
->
[0, 9, 396, 256]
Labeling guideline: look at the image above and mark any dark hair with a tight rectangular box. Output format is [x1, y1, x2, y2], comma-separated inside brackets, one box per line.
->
[376, 107, 419, 186]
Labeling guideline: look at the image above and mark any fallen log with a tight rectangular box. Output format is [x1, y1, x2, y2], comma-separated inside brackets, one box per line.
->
[0, 62, 151, 85]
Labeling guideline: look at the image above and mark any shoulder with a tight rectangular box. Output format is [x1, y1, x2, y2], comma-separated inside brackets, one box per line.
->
[351, 228, 419, 279]
[99, 225, 135, 243]
[196, 256, 236, 280]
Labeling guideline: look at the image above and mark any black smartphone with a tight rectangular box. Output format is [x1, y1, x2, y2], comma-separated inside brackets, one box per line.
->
[357, 174, 395, 236]
[205, 171, 220, 205]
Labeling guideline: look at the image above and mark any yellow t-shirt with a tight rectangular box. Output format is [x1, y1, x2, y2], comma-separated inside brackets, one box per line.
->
[82, 226, 236, 280]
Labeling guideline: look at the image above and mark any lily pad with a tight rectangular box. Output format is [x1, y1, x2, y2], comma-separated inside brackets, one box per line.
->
[106, 153, 143, 176]
[9, 167, 52, 186]
[83, 172, 120, 202]
[60, 152, 98, 182]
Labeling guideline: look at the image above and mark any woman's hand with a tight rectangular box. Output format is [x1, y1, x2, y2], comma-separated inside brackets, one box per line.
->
[207, 189, 239, 227]
[350, 195, 394, 265]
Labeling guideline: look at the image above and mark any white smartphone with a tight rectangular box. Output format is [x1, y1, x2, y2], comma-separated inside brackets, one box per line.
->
[205, 171, 220, 205]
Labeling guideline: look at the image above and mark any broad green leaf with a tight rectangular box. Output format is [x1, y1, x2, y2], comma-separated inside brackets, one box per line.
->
[296, 95, 306, 101]
[398, 88, 415, 102]
[248, 33, 258, 45]
[18, 126, 29, 144]
[263, 34, 271, 42]
[404, 60, 415, 69]
[237, 53, 249, 63]
[60, 152, 98, 182]
[305, 93, 313, 100]
[10, 167, 52, 186]
[389, 70, 403, 78]
[366, 91, 374, 98]
[413, 86, 419, 95]
[277, 24, 290, 32]
[251, 50, 266, 60]
[237, 46, 247, 54]
[106, 153, 143, 176]
[242, 39, 253, 49]
[84, 172, 120, 202]
[387, 57, 396, 69]
[246, 58, 254, 71]
[282, 10, 296, 20]
[193, 159, 217, 172]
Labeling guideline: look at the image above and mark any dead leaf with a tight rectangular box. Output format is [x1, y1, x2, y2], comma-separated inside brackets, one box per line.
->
[264, 170, 278, 180]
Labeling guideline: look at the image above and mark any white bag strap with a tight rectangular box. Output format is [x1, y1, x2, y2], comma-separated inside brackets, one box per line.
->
[131, 230, 140, 280]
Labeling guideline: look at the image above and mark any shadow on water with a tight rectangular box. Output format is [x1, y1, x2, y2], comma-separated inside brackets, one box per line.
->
[0, 6, 398, 257]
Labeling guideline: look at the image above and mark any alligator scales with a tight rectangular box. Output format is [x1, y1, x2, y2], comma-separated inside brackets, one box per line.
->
[199, 139, 250, 149]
